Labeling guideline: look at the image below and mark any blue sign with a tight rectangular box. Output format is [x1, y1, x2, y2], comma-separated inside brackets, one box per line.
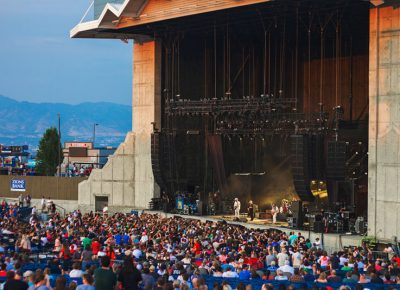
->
[10, 179, 26, 192]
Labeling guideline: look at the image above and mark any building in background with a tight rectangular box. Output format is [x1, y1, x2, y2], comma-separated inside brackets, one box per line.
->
[0, 145, 33, 175]
[62, 142, 116, 176]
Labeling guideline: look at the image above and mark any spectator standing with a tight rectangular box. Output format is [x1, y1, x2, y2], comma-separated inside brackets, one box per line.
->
[141, 267, 155, 289]
[117, 256, 142, 290]
[94, 256, 117, 290]
[4, 270, 28, 290]
[41, 196, 46, 212]
[277, 249, 288, 267]
[80, 245, 93, 271]
[238, 265, 251, 280]
[76, 274, 95, 290]
[69, 263, 83, 278]
[53, 276, 68, 290]
[18, 194, 24, 208]
[33, 271, 50, 290]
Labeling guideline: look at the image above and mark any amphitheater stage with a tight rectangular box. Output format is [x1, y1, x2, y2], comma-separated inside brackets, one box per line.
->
[144, 211, 364, 253]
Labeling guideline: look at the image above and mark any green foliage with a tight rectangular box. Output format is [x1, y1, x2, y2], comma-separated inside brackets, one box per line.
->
[362, 236, 378, 250]
[35, 127, 62, 176]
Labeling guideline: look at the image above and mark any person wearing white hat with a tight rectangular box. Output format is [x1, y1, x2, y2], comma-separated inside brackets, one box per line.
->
[233, 198, 241, 218]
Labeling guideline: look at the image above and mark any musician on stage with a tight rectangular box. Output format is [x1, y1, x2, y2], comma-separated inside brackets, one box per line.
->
[233, 198, 241, 218]
[248, 200, 254, 221]
[271, 203, 278, 224]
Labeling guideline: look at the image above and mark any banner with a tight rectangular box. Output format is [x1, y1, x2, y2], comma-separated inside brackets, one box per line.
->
[10, 179, 26, 192]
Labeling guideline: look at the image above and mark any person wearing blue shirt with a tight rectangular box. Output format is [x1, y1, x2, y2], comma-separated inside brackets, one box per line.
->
[238, 265, 251, 280]
[115, 233, 122, 245]
[76, 273, 95, 290]
[123, 233, 130, 245]
[267, 261, 278, 273]
[221, 262, 235, 272]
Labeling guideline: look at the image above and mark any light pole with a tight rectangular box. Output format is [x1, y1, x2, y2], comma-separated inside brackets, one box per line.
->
[93, 123, 99, 148]
[57, 113, 61, 177]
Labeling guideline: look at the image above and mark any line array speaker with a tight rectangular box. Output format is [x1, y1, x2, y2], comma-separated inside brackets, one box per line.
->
[326, 141, 347, 180]
[151, 132, 167, 190]
[290, 135, 314, 202]
[291, 200, 303, 229]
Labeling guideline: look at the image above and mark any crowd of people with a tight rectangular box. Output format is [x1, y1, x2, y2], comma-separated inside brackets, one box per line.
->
[0, 201, 399, 290]
[61, 163, 94, 177]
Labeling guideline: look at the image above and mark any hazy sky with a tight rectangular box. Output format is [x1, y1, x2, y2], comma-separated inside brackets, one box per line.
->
[0, 0, 132, 105]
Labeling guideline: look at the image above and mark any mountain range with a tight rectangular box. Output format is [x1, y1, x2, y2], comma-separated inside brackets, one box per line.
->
[0, 95, 131, 152]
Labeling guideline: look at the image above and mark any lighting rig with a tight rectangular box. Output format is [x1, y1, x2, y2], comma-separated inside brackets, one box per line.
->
[164, 95, 330, 136]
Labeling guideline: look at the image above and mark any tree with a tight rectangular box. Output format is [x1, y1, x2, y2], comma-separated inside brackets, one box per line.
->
[35, 127, 63, 176]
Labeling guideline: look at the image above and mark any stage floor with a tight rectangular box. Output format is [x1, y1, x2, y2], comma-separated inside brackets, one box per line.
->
[213, 214, 289, 227]
[145, 210, 364, 253]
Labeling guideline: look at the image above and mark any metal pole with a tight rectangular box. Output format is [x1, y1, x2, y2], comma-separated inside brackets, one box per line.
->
[57, 113, 61, 177]
[93, 123, 98, 147]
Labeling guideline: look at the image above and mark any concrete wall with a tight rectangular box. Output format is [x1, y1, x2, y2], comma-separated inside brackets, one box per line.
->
[78, 40, 161, 213]
[78, 132, 136, 213]
[132, 40, 161, 209]
[368, 5, 400, 240]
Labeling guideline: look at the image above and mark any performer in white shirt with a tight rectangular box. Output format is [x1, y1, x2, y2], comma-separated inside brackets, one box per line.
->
[271, 204, 278, 224]
[233, 198, 241, 218]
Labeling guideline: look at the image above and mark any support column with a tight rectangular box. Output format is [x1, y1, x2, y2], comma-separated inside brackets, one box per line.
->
[132, 40, 162, 208]
[368, 5, 400, 239]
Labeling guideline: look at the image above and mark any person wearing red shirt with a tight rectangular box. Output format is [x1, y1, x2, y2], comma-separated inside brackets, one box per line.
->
[0, 264, 7, 277]
[92, 238, 101, 256]
[59, 243, 72, 270]
[106, 245, 116, 266]
[192, 239, 202, 255]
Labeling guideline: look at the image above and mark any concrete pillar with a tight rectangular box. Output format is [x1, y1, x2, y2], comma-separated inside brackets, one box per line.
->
[368, 5, 400, 239]
[132, 40, 162, 208]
